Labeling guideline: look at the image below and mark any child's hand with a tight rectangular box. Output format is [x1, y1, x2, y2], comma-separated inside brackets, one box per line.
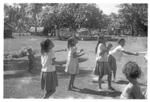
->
[135, 52, 139, 56]
[80, 49, 84, 53]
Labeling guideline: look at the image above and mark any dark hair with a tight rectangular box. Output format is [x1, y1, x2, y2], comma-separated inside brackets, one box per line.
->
[123, 61, 142, 79]
[67, 37, 76, 49]
[118, 38, 125, 44]
[95, 36, 105, 54]
[40, 39, 53, 54]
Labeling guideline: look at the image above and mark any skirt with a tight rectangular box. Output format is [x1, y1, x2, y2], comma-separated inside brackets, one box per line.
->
[94, 61, 111, 77]
[41, 71, 58, 91]
[108, 55, 117, 72]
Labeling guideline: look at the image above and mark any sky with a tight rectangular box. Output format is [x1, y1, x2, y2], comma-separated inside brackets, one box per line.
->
[96, 3, 120, 15]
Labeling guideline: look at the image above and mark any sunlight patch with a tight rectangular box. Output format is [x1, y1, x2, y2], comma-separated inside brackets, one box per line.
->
[20, 77, 32, 84]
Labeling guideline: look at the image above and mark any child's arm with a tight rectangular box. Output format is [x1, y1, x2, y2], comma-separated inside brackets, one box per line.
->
[52, 58, 64, 65]
[122, 50, 139, 56]
[52, 58, 56, 65]
[73, 52, 85, 58]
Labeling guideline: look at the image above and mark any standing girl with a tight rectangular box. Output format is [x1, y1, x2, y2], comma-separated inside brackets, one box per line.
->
[40, 39, 58, 98]
[65, 37, 84, 90]
[109, 39, 138, 81]
[94, 36, 113, 90]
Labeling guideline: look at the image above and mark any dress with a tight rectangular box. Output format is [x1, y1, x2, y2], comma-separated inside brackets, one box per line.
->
[41, 49, 58, 91]
[65, 46, 79, 75]
[94, 43, 111, 76]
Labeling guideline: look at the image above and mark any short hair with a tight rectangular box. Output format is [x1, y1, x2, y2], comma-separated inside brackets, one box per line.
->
[123, 61, 142, 79]
[118, 38, 125, 44]
[40, 39, 53, 54]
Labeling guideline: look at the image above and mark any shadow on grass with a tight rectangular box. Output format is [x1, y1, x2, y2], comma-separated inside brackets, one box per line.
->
[116, 80, 147, 87]
[115, 80, 129, 84]
[55, 57, 88, 65]
[56, 66, 93, 79]
[70, 88, 121, 97]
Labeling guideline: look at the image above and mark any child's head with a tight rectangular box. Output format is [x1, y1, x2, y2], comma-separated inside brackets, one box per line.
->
[27, 48, 33, 54]
[107, 43, 113, 51]
[67, 37, 77, 49]
[118, 38, 125, 47]
[123, 61, 142, 80]
[40, 39, 54, 54]
[98, 36, 106, 44]
[95, 36, 105, 54]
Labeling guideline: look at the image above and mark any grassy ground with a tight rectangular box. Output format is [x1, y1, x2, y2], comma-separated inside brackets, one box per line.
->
[4, 36, 147, 99]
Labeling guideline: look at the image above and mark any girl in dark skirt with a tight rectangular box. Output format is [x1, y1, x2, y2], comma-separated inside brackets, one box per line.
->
[94, 36, 113, 90]
[40, 39, 58, 98]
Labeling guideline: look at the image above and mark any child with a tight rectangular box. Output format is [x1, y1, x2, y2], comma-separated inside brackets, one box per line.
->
[40, 39, 58, 98]
[120, 61, 145, 99]
[65, 37, 84, 90]
[27, 48, 35, 73]
[94, 36, 113, 90]
[107, 43, 117, 81]
[109, 39, 139, 81]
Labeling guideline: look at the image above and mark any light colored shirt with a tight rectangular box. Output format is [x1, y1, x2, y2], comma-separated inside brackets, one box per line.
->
[96, 43, 108, 62]
[41, 49, 55, 72]
[109, 45, 125, 61]
[120, 83, 145, 99]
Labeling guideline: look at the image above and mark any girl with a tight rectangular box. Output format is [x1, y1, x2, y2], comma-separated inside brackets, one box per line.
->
[40, 39, 58, 98]
[107, 43, 116, 81]
[109, 39, 138, 81]
[65, 37, 84, 90]
[120, 61, 145, 99]
[94, 36, 113, 90]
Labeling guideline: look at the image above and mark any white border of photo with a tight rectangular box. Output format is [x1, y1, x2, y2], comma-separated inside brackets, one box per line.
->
[1, 0, 149, 102]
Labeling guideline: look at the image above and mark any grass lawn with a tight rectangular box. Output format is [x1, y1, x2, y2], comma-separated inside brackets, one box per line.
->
[4, 36, 147, 99]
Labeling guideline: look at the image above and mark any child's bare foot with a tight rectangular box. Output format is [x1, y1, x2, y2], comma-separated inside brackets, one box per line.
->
[68, 86, 72, 91]
[72, 86, 78, 89]
[108, 86, 115, 90]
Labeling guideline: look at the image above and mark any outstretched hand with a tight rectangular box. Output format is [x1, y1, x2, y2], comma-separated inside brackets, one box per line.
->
[135, 52, 139, 56]
[80, 49, 84, 53]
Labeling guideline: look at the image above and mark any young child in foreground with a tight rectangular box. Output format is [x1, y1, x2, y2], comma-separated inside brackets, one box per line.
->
[120, 61, 145, 99]
[40, 39, 58, 98]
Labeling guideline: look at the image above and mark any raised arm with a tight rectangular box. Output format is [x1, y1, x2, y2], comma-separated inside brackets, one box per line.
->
[73, 52, 85, 58]
[122, 50, 138, 56]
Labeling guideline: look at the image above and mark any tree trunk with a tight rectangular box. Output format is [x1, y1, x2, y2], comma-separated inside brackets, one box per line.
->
[34, 14, 37, 35]
[56, 28, 61, 40]
[131, 23, 134, 36]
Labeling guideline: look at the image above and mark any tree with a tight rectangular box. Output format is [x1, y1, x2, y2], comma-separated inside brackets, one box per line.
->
[25, 3, 43, 34]
[41, 3, 104, 38]
[118, 3, 148, 36]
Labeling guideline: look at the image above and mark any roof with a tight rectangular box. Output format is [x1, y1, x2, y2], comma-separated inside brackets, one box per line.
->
[29, 27, 44, 32]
